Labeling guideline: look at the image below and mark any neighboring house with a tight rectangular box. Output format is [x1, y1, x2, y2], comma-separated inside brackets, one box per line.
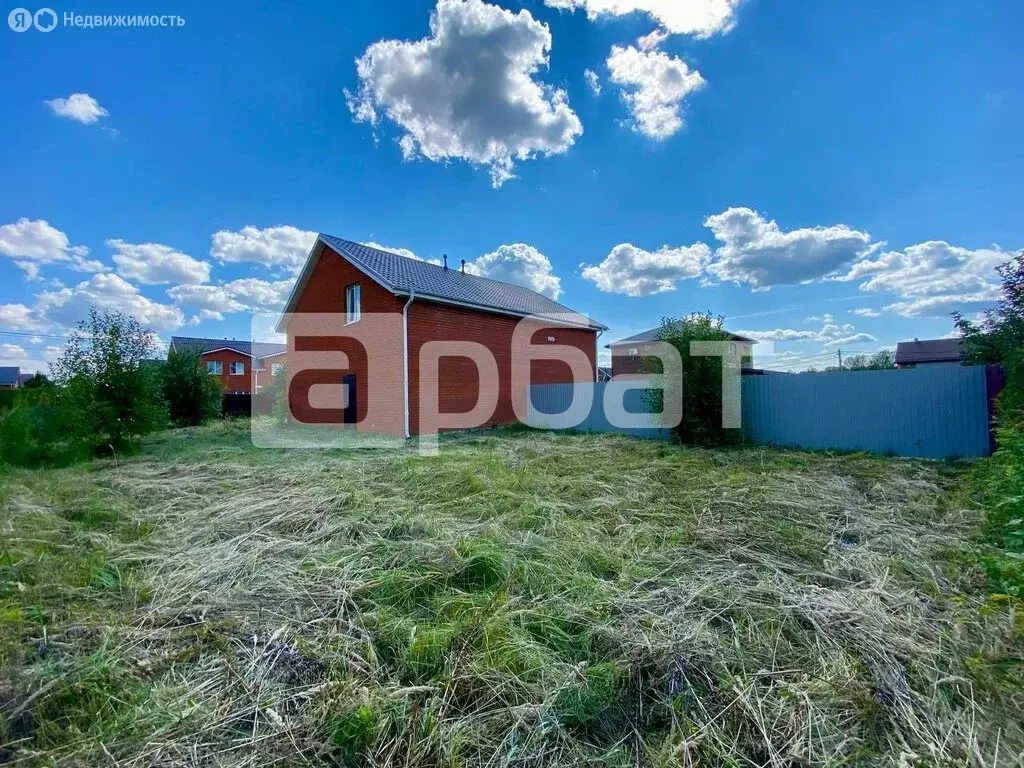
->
[606, 324, 755, 377]
[895, 338, 964, 368]
[279, 235, 606, 436]
[0, 367, 20, 389]
[168, 337, 288, 394]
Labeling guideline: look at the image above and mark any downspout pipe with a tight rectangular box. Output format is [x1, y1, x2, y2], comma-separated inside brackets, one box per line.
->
[402, 289, 415, 438]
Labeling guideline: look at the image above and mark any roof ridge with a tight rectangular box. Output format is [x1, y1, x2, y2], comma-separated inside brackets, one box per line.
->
[327, 235, 593, 319]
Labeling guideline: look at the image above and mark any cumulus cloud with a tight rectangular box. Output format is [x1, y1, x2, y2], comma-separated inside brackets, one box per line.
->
[580, 241, 710, 296]
[468, 243, 562, 299]
[704, 207, 874, 289]
[362, 242, 435, 264]
[43, 93, 110, 124]
[544, 0, 742, 38]
[850, 308, 882, 318]
[346, 0, 583, 187]
[0, 343, 27, 359]
[37, 274, 185, 332]
[606, 45, 705, 139]
[210, 225, 317, 273]
[880, 289, 1002, 318]
[584, 68, 602, 96]
[736, 314, 876, 346]
[0, 303, 44, 332]
[0, 218, 102, 275]
[109, 238, 211, 285]
[842, 240, 1009, 297]
[168, 278, 295, 321]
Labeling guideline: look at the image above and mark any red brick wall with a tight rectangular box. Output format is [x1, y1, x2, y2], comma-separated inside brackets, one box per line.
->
[407, 301, 597, 434]
[199, 349, 256, 393]
[286, 245, 598, 436]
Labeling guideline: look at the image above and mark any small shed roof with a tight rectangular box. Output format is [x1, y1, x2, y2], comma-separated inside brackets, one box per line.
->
[607, 324, 755, 348]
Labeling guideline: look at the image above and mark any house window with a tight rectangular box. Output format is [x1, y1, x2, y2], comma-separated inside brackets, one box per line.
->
[346, 283, 361, 324]
[271, 363, 284, 376]
[230, 362, 245, 376]
[207, 361, 223, 375]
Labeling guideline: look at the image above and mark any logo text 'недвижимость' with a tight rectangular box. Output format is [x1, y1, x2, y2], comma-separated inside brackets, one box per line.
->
[8, 8, 185, 31]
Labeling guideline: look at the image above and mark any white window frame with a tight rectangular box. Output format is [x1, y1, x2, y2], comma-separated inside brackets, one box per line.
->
[271, 363, 284, 376]
[230, 361, 245, 376]
[207, 360, 223, 375]
[346, 283, 361, 325]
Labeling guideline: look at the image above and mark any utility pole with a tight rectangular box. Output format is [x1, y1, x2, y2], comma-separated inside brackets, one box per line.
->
[837, 349, 843, 370]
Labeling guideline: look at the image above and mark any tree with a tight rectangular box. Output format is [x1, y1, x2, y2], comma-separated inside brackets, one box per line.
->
[646, 313, 750, 445]
[51, 307, 168, 452]
[954, 251, 1024, 415]
[21, 373, 54, 389]
[842, 350, 896, 371]
[163, 349, 223, 426]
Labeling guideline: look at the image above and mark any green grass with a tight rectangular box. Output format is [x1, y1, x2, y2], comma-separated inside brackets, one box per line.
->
[1, 421, 1022, 766]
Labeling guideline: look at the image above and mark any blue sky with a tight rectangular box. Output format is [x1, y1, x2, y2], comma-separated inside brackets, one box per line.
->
[0, 0, 1021, 371]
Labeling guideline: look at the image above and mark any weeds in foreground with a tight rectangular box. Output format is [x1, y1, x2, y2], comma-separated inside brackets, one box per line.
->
[1, 422, 1022, 766]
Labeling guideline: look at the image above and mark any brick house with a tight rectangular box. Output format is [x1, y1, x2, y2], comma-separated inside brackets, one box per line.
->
[607, 324, 755, 377]
[278, 235, 606, 436]
[894, 338, 964, 368]
[168, 337, 288, 394]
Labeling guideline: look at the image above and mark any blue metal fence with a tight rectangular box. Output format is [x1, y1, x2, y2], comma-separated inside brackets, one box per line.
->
[740, 366, 992, 458]
[527, 365, 993, 458]
[527, 381, 673, 439]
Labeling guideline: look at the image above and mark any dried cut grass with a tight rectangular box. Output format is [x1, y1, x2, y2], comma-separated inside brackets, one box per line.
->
[1, 422, 1022, 766]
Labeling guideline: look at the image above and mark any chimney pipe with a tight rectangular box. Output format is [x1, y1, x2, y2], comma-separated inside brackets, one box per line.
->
[460, 259, 465, 274]
[443, 253, 448, 271]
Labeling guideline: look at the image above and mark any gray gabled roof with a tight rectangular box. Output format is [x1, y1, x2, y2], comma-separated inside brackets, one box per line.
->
[607, 323, 755, 348]
[169, 337, 287, 360]
[0, 366, 20, 386]
[281, 235, 605, 331]
[895, 338, 963, 365]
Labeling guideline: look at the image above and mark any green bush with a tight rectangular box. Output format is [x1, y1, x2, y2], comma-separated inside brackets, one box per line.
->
[645, 313, 751, 445]
[163, 349, 223, 426]
[0, 399, 88, 466]
[51, 308, 168, 453]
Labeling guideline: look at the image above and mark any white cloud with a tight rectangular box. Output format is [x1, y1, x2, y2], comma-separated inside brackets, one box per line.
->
[842, 240, 1009, 297]
[37, 274, 185, 332]
[822, 333, 876, 348]
[210, 225, 317, 273]
[108, 238, 211, 285]
[544, 0, 741, 38]
[0, 218, 101, 275]
[606, 45, 705, 139]
[850, 308, 882, 318]
[168, 277, 295, 319]
[580, 241, 710, 296]
[362, 242, 431, 263]
[584, 68, 602, 96]
[346, 0, 583, 187]
[43, 93, 109, 124]
[736, 315, 876, 346]
[0, 304, 44, 332]
[468, 243, 562, 299]
[0, 343, 27, 359]
[881, 289, 1001, 318]
[704, 207, 874, 289]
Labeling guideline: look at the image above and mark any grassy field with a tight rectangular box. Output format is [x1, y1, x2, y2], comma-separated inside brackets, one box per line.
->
[1, 421, 1022, 767]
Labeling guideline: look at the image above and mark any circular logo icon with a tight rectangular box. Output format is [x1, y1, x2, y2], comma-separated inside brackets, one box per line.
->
[34, 7, 57, 31]
[8, 7, 33, 31]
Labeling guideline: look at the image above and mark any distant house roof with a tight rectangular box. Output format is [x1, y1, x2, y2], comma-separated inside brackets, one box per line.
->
[606, 323, 755, 348]
[0, 366, 20, 386]
[895, 338, 963, 365]
[281, 235, 606, 331]
[169, 337, 287, 359]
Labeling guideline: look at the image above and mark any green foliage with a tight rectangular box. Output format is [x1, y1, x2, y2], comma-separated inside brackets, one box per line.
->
[976, 413, 1024, 598]
[324, 705, 377, 767]
[51, 308, 168, 453]
[647, 313, 747, 445]
[262, 362, 289, 422]
[840, 349, 897, 371]
[21, 373, 53, 389]
[162, 349, 223, 426]
[0, 398, 88, 467]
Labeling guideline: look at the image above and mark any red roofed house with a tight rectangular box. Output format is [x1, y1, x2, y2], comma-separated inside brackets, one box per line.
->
[278, 235, 606, 437]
